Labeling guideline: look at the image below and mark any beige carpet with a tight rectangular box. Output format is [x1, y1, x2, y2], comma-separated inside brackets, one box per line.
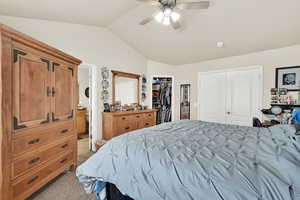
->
[28, 137, 96, 200]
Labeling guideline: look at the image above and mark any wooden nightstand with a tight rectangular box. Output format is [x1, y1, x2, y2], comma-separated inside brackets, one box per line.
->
[77, 108, 87, 135]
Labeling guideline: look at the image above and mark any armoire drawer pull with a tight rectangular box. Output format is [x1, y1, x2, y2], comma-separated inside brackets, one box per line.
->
[61, 129, 69, 134]
[60, 158, 68, 164]
[28, 157, 40, 165]
[52, 87, 56, 96]
[148, 114, 152, 116]
[122, 117, 126, 120]
[61, 144, 68, 148]
[27, 176, 39, 185]
[136, 116, 140, 118]
[28, 139, 40, 145]
[145, 123, 149, 126]
[125, 127, 130, 130]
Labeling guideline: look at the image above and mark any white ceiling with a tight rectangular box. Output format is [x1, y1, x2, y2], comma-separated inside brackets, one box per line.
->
[1, 0, 300, 65]
[0, 0, 139, 26]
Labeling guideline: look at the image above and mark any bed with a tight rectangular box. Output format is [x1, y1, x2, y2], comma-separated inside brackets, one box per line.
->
[77, 120, 300, 200]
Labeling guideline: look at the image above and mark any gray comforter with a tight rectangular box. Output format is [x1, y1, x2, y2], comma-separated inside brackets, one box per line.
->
[77, 120, 300, 200]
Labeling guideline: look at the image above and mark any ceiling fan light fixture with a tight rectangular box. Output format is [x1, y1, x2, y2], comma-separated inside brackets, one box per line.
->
[171, 11, 180, 22]
[163, 8, 172, 17]
[155, 11, 164, 22]
[162, 17, 171, 25]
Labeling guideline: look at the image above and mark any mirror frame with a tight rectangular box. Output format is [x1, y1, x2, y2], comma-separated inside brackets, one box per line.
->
[112, 70, 141, 105]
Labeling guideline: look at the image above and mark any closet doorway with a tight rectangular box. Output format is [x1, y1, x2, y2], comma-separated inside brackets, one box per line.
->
[152, 76, 174, 124]
[198, 66, 263, 126]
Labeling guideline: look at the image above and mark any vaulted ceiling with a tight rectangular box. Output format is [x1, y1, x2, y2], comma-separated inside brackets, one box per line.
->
[1, 0, 300, 65]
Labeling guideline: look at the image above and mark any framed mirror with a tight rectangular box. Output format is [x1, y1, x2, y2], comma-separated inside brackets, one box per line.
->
[180, 84, 191, 120]
[112, 70, 140, 106]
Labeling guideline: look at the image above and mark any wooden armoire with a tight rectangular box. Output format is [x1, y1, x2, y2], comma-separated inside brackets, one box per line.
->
[0, 24, 81, 200]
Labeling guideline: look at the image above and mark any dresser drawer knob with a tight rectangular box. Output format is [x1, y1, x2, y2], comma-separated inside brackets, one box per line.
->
[122, 117, 126, 120]
[125, 127, 130, 130]
[61, 129, 69, 134]
[29, 157, 40, 165]
[145, 123, 149, 126]
[148, 114, 152, 117]
[61, 144, 68, 148]
[60, 158, 68, 164]
[136, 116, 140, 118]
[27, 176, 39, 185]
[28, 138, 40, 145]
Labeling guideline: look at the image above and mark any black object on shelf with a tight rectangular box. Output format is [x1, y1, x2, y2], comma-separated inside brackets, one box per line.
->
[270, 104, 300, 108]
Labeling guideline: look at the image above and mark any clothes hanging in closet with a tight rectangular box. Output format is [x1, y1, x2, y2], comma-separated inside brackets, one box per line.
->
[152, 78, 172, 124]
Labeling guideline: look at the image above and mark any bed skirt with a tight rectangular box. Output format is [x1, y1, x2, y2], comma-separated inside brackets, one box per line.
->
[96, 181, 134, 200]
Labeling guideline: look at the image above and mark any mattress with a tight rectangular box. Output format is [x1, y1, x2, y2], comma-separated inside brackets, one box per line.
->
[77, 120, 300, 200]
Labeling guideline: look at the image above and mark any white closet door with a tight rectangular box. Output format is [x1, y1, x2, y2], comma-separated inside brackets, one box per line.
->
[226, 68, 262, 126]
[199, 72, 227, 123]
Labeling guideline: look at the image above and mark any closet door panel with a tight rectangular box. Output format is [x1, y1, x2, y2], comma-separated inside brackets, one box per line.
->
[12, 48, 51, 130]
[199, 72, 227, 124]
[226, 69, 262, 126]
[52, 63, 74, 122]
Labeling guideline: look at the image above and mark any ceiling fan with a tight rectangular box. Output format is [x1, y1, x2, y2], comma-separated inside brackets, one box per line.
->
[138, 0, 210, 29]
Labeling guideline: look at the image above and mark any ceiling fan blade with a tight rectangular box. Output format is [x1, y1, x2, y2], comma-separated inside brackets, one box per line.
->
[170, 18, 181, 30]
[136, 0, 161, 5]
[176, 1, 210, 10]
[139, 17, 154, 25]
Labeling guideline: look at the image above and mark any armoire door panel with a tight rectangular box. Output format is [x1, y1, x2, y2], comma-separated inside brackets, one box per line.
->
[12, 48, 51, 130]
[52, 63, 74, 122]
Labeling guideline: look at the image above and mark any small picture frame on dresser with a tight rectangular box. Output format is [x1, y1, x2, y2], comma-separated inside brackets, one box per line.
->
[103, 103, 110, 112]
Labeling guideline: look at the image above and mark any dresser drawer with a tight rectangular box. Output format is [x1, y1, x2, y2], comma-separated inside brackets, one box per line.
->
[13, 121, 74, 156]
[116, 122, 137, 135]
[144, 112, 155, 121]
[12, 139, 73, 179]
[142, 120, 155, 128]
[133, 114, 143, 120]
[138, 119, 156, 129]
[13, 152, 73, 199]
[116, 115, 133, 122]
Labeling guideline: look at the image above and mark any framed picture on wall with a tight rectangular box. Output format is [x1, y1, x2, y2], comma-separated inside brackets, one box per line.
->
[276, 66, 300, 91]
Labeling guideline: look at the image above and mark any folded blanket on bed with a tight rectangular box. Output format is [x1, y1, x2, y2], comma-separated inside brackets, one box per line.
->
[77, 120, 300, 200]
[96, 181, 107, 200]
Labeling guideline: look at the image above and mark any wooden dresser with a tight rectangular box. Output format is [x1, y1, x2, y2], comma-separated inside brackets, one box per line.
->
[102, 110, 157, 140]
[0, 25, 81, 200]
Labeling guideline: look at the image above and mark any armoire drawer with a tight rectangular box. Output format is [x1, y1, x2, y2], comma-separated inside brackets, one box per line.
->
[12, 139, 73, 179]
[13, 152, 73, 199]
[13, 121, 74, 156]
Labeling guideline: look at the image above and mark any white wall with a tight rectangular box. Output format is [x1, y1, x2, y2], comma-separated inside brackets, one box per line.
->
[0, 15, 147, 74]
[0, 15, 148, 141]
[175, 45, 300, 120]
